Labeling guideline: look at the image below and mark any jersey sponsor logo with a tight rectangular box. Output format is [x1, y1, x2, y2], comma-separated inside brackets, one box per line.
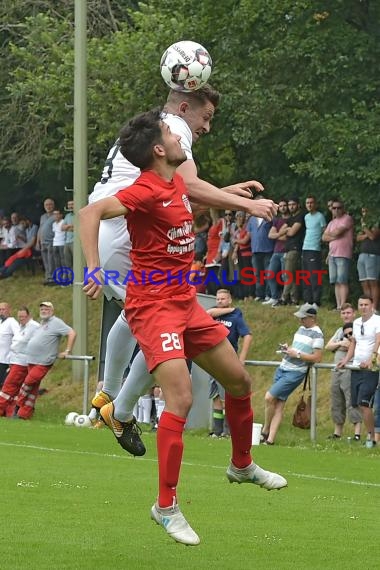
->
[162, 200, 173, 208]
[182, 194, 192, 213]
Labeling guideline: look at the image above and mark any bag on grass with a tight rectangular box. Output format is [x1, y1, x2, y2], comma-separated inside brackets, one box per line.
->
[292, 368, 311, 430]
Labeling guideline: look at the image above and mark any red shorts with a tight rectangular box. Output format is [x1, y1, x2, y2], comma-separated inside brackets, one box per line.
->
[125, 289, 228, 372]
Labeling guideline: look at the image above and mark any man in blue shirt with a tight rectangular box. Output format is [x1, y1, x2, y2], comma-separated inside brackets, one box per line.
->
[247, 212, 274, 301]
[302, 196, 326, 306]
[207, 289, 252, 436]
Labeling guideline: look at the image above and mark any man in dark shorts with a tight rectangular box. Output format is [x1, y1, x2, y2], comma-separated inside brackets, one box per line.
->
[338, 295, 380, 448]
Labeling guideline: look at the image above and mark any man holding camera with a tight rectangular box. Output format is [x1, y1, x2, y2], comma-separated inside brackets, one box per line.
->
[325, 303, 362, 440]
[262, 303, 324, 445]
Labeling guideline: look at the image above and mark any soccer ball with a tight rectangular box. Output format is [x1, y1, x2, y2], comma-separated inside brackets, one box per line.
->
[74, 414, 92, 428]
[64, 411, 79, 426]
[160, 40, 212, 92]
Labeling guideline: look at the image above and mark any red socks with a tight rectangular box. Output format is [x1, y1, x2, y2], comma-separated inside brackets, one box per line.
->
[225, 392, 253, 469]
[156, 397, 252, 506]
[157, 411, 186, 508]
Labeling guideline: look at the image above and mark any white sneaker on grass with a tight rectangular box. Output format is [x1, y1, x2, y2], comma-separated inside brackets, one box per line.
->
[226, 462, 287, 490]
[151, 503, 200, 546]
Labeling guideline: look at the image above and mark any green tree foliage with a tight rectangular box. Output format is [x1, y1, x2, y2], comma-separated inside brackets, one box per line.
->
[1, 0, 379, 213]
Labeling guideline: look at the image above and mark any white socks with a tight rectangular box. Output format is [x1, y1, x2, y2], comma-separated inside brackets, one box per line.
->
[113, 349, 154, 422]
[103, 311, 137, 399]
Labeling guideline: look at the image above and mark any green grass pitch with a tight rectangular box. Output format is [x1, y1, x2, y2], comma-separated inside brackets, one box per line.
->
[1, 420, 379, 570]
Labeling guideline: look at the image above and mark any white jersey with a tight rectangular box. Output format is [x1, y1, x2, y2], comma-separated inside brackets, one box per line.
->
[9, 319, 40, 366]
[0, 317, 19, 364]
[88, 114, 193, 301]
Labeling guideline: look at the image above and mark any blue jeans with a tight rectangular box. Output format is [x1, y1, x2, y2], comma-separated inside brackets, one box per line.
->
[267, 252, 285, 299]
[252, 252, 272, 299]
[269, 367, 306, 401]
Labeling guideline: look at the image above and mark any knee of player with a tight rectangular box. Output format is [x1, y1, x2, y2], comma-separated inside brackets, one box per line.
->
[173, 391, 193, 416]
[231, 369, 252, 396]
[184, 391, 193, 409]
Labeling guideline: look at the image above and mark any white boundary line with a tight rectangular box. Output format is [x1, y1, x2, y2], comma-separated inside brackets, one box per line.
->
[1, 440, 380, 488]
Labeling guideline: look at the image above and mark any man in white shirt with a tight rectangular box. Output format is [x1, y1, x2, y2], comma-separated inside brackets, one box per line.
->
[0, 306, 39, 416]
[337, 295, 380, 447]
[0, 302, 19, 387]
[52, 209, 66, 271]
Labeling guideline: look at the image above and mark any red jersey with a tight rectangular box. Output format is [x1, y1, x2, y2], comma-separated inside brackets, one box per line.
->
[115, 170, 195, 299]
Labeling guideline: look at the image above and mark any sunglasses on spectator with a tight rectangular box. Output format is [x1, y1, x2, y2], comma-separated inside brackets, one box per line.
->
[332, 206, 342, 210]
[343, 330, 353, 338]
[360, 323, 364, 335]
[224, 212, 233, 217]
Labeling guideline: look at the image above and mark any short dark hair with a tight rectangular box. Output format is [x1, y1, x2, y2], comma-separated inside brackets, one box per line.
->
[18, 306, 30, 315]
[119, 108, 163, 170]
[166, 83, 220, 109]
[359, 294, 373, 303]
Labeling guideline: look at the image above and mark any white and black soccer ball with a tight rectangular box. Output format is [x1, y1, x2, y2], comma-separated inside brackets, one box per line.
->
[64, 411, 79, 426]
[74, 414, 92, 428]
[160, 40, 212, 92]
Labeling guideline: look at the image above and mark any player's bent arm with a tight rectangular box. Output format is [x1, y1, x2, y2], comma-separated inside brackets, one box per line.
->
[79, 197, 128, 299]
[178, 161, 277, 220]
[178, 160, 264, 210]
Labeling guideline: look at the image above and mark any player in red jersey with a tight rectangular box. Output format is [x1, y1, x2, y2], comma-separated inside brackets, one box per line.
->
[79, 108, 287, 547]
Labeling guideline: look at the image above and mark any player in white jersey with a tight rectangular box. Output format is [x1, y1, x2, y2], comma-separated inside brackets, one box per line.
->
[87, 114, 200, 440]
[88, 85, 277, 455]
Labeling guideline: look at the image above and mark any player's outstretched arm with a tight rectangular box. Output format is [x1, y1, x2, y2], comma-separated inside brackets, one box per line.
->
[222, 180, 264, 197]
[79, 196, 128, 300]
[177, 160, 277, 220]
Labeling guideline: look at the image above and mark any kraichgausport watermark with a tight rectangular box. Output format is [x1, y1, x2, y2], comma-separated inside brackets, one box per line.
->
[52, 267, 327, 288]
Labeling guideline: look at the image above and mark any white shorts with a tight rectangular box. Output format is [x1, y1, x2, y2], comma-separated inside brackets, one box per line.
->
[89, 177, 133, 302]
[98, 217, 131, 301]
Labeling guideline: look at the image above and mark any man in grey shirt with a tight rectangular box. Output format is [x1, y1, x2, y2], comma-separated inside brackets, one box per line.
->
[325, 303, 362, 440]
[14, 301, 76, 419]
[36, 197, 56, 285]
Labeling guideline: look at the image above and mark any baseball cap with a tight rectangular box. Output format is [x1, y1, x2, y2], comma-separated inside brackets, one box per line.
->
[40, 301, 54, 309]
[293, 303, 317, 318]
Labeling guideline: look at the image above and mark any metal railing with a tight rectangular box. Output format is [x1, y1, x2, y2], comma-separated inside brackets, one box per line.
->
[245, 360, 361, 442]
[65, 355, 95, 414]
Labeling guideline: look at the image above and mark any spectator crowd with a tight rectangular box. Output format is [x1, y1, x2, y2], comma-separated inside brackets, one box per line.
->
[0, 195, 379, 443]
[0, 301, 76, 419]
[1, 195, 380, 310]
[192, 197, 380, 312]
[0, 198, 74, 283]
